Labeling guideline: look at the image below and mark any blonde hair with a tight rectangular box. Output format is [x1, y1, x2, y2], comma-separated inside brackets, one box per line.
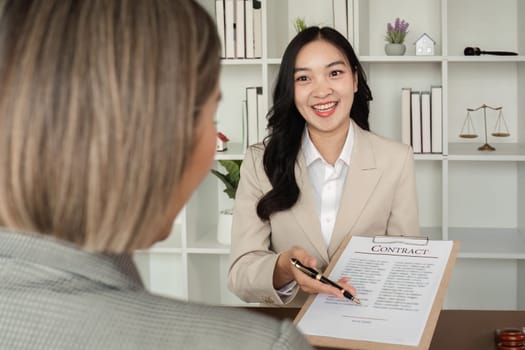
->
[0, 0, 220, 252]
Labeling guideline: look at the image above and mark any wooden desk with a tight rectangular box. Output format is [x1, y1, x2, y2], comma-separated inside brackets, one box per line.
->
[249, 308, 525, 349]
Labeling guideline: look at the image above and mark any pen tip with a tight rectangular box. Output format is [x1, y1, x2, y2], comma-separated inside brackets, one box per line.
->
[353, 298, 361, 305]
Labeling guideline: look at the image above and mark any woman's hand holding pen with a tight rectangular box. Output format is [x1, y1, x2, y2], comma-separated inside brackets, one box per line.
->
[273, 246, 357, 300]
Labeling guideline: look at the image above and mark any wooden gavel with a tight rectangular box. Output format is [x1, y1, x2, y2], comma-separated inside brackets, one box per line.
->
[464, 47, 518, 56]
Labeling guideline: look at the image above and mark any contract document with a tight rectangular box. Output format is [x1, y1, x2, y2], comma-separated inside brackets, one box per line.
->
[295, 236, 459, 350]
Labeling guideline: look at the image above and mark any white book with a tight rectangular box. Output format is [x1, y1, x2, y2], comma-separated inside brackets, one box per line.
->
[256, 87, 266, 142]
[244, 0, 254, 58]
[246, 87, 258, 146]
[410, 91, 422, 153]
[333, 0, 347, 39]
[252, 0, 262, 58]
[401, 88, 412, 146]
[215, 0, 226, 58]
[235, 0, 245, 58]
[431, 86, 443, 153]
[355, 0, 362, 52]
[346, 0, 354, 44]
[241, 99, 248, 151]
[224, 0, 235, 58]
[421, 91, 431, 153]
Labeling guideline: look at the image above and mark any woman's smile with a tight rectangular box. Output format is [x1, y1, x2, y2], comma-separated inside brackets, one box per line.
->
[311, 101, 338, 117]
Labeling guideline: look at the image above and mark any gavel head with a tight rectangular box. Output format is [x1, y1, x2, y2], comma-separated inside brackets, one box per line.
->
[464, 47, 481, 56]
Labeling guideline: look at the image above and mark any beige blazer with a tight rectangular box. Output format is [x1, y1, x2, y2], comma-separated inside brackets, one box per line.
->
[228, 121, 420, 306]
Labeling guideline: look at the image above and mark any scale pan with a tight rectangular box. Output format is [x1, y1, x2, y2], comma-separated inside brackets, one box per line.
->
[491, 132, 510, 137]
[459, 134, 478, 138]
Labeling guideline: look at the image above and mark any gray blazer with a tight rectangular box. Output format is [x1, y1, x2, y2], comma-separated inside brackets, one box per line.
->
[229, 121, 420, 306]
[0, 229, 312, 350]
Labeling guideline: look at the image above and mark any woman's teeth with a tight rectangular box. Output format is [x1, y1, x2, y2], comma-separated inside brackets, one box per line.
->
[312, 102, 337, 111]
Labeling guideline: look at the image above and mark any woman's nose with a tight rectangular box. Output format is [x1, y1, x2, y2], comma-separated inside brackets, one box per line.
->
[312, 79, 333, 98]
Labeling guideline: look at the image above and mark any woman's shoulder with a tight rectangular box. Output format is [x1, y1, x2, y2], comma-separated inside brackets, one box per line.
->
[239, 143, 268, 181]
[246, 142, 265, 156]
[359, 129, 410, 152]
[90, 290, 311, 349]
[355, 126, 412, 162]
[369, 132, 410, 152]
[244, 142, 266, 164]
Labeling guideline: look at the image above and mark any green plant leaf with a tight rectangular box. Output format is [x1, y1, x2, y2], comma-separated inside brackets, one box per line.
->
[218, 159, 241, 182]
[210, 169, 232, 186]
[293, 17, 307, 33]
[210, 160, 243, 199]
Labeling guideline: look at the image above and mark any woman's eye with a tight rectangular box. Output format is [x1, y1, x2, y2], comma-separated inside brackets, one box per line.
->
[330, 70, 344, 77]
[295, 75, 309, 82]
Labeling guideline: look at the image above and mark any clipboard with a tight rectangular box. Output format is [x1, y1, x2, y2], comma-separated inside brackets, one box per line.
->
[293, 235, 460, 350]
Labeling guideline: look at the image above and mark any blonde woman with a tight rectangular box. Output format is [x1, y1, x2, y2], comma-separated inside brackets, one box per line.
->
[0, 1, 312, 349]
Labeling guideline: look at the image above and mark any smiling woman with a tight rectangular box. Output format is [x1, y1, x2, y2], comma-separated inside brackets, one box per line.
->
[228, 26, 421, 307]
[293, 40, 358, 164]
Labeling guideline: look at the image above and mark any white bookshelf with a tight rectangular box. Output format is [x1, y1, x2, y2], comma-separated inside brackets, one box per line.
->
[134, 0, 525, 310]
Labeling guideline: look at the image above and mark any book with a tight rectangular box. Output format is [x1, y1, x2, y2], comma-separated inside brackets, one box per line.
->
[241, 99, 248, 151]
[332, 0, 348, 38]
[215, 0, 226, 58]
[244, 0, 254, 58]
[421, 91, 431, 153]
[410, 91, 422, 153]
[294, 235, 459, 349]
[430, 86, 443, 154]
[256, 87, 266, 142]
[235, 0, 245, 58]
[245, 87, 258, 146]
[345, 0, 355, 44]
[252, 0, 262, 58]
[401, 88, 412, 147]
[224, 0, 235, 58]
[353, 0, 370, 55]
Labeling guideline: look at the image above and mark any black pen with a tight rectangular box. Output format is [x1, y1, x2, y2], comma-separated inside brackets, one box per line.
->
[290, 258, 361, 304]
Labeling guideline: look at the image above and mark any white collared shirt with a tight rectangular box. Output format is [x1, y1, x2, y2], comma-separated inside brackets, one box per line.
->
[302, 123, 354, 247]
[276, 123, 354, 298]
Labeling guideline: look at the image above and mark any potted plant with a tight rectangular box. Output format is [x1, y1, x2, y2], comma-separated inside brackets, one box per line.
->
[384, 17, 409, 56]
[293, 17, 308, 33]
[210, 159, 242, 245]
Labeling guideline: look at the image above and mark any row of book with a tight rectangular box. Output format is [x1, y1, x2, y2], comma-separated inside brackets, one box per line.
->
[215, 0, 262, 59]
[243, 86, 266, 148]
[401, 86, 443, 154]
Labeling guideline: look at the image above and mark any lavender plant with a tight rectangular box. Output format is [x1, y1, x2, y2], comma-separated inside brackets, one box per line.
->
[385, 18, 409, 44]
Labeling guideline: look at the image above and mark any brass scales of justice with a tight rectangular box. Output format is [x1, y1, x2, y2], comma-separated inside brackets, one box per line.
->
[459, 104, 510, 151]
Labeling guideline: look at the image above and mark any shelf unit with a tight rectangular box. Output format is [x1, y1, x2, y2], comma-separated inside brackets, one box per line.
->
[134, 0, 525, 310]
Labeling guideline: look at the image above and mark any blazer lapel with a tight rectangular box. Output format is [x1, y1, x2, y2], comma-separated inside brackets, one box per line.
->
[290, 152, 330, 264]
[327, 122, 382, 257]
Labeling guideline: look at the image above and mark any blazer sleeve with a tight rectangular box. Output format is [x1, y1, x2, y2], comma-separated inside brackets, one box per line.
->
[386, 145, 420, 236]
[228, 146, 295, 304]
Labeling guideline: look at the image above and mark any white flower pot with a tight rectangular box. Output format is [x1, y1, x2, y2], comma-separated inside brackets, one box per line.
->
[217, 208, 233, 245]
[385, 43, 406, 56]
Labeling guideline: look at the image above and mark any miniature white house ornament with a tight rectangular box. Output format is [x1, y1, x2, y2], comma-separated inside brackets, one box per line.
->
[216, 132, 229, 152]
[415, 33, 435, 56]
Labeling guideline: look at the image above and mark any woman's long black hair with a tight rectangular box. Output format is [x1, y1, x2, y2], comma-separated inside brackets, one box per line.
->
[256, 26, 373, 221]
